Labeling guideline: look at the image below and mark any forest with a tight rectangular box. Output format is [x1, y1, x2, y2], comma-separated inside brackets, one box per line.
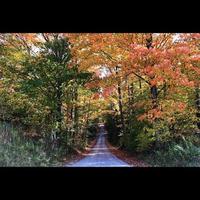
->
[0, 33, 199, 167]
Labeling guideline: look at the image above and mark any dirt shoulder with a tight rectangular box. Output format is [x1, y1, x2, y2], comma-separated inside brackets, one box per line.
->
[105, 138, 150, 167]
[63, 137, 98, 166]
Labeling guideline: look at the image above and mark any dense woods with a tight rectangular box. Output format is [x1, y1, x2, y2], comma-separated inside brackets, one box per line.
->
[0, 33, 199, 166]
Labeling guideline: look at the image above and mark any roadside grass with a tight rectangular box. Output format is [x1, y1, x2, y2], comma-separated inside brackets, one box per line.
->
[140, 138, 200, 167]
[0, 121, 98, 167]
[0, 122, 62, 167]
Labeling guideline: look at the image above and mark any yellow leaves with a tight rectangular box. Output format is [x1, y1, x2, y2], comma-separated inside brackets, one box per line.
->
[137, 108, 163, 122]
[162, 100, 187, 115]
[134, 101, 145, 109]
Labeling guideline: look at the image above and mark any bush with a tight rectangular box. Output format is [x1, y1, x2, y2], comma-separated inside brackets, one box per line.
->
[87, 121, 99, 139]
[136, 127, 156, 152]
[125, 117, 151, 152]
[104, 114, 120, 146]
[0, 122, 61, 166]
[135, 107, 197, 153]
[148, 137, 200, 167]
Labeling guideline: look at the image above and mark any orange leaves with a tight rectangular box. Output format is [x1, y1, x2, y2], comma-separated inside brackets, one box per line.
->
[131, 44, 149, 58]
[85, 81, 98, 89]
[150, 79, 157, 86]
[23, 34, 38, 42]
[137, 108, 163, 122]
[180, 33, 200, 42]
[177, 102, 186, 112]
[143, 66, 155, 77]
[191, 65, 200, 75]
[149, 77, 164, 86]
[130, 43, 168, 63]
[176, 46, 191, 55]
[156, 76, 165, 83]
[15, 33, 39, 45]
[178, 77, 194, 87]
[152, 109, 163, 119]
[150, 48, 166, 60]
[190, 33, 200, 39]
[191, 54, 200, 62]
[137, 101, 187, 123]
[92, 93, 100, 100]
[137, 114, 147, 121]
[167, 101, 187, 113]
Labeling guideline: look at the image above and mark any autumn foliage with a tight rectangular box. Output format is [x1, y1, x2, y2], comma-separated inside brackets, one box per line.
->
[0, 33, 200, 166]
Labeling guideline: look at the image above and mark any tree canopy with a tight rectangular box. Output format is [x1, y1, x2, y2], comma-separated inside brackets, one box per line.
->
[0, 33, 200, 166]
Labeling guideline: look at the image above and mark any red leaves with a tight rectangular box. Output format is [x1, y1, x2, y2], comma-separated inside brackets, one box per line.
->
[191, 54, 200, 62]
[143, 66, 155, 77]
[150, 79, 157, 86]
[102, 86, 114, 98]
[92, 93, 100, 100]
[149, 76, 165, 86]
[179, 77, 194, 87]
[131, 44, 149, 58]
[137, 114, 146, 121]
[177, 102, 186, 112]
[177, 46, 191, 55]
[137, 101, 187, 123]
[85, 81, 98, 89]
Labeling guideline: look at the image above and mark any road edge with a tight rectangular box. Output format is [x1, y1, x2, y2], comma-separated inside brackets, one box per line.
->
[63, 136, 98, 166]
[105, 136, 150, 167]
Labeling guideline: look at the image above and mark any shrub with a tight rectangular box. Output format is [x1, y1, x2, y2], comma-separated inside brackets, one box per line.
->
[149, 137, 200, 167]
[0, 122, 61, 166]
[104, 113, 120, 145]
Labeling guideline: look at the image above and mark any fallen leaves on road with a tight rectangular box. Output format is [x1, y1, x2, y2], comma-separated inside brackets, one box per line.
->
[106, 139, 150, 167]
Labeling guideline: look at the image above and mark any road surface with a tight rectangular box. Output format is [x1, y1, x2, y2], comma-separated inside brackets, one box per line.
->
[65, 125, 130, 167]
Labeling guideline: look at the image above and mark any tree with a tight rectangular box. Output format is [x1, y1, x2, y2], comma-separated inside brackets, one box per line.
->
[1, 34, 93, 143]
[1, 32, 200, 158]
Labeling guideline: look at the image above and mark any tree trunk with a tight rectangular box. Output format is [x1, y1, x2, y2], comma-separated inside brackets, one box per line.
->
[139, 78, 142, 89]
[118, 82, 125, 131]
[128, 82, 134, 116]
[151, 85, 158, 109]
[128, 82, 135, 120]
[74, 85, 79, 135]
[115, 66, 125, 135]
[55, 84, 63, 135]
[83, 99, 90, 144]
[146, 33, 158, 109]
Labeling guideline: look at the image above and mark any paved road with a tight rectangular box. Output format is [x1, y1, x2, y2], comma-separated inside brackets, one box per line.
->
[65, 125, 130, 167]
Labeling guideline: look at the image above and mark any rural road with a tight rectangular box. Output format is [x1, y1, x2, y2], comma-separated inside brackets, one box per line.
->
[65, 124, 130, 167]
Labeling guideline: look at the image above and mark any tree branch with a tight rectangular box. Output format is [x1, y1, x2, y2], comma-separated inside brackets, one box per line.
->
[41, 33, 50, 42]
